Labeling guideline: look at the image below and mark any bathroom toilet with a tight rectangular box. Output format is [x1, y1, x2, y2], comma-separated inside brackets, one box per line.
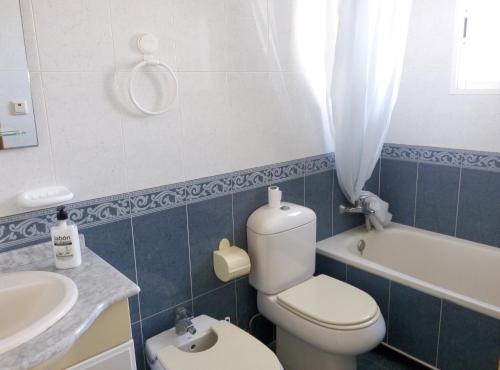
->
[247, 202, 386, 370]
[145, 315, 283, 370]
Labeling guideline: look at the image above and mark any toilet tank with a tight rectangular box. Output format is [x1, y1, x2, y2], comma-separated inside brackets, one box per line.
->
[247, 202, 317, 295]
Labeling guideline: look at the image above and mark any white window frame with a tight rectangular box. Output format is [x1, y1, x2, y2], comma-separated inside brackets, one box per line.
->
[450, 0, 500, 95]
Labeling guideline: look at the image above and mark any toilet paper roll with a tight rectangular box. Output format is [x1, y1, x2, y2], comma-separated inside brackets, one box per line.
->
[268, 186, 282, 208]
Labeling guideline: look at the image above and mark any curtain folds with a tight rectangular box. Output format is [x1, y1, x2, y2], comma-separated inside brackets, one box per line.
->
[330, 0, 412, 204]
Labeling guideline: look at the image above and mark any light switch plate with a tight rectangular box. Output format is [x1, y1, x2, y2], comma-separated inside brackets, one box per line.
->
[10, 100, 28, 115]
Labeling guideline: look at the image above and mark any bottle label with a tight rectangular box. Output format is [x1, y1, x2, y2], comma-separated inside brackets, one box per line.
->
[54, 235, 74, 259]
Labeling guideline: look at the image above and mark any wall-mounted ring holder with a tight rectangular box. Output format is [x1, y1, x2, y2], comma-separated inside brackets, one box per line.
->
[128, 34, 178, 116]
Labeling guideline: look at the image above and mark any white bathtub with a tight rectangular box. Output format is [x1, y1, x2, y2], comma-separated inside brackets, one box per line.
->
[317, 223, 500, 320]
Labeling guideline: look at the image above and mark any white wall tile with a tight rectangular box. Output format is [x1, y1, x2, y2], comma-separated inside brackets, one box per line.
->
[114, 71, 185, 191]
[109, 0, 176, 71]
[227, 72, 329, 171]
[19, 0, 40, 71]
[0, 0, 341, 217]
[225, 0, 271, 71]
[32, 0, 114, 71]
[388, 0, 500, 152]
[172, 0, 226, 71]
[179, 72, 231, 179]
[42, 72, 127, 202]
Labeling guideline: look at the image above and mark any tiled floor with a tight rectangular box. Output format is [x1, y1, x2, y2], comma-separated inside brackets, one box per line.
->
[359, 345, 430, 370]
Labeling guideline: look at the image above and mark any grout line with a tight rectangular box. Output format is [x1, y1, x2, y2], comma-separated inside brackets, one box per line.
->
[185, 205, 194, 303]
[192, 281, 234, 301]
[386, 280, 392, 344]
[129, 205, 143, 324]
[435, 300, 444, 367]
[378, 159, 382, 196]
[231, 193, 236, 245]
[140, 298, 193, 322]
[331, 170, 335, 235]
[453, 167, 463, 237]
[139, 320, 146, 370]
[234, 281, 239, 326]
[413, 163, 420, 227]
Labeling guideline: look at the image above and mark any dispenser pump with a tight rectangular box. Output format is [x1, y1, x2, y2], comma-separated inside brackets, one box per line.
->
[56, 205, 68, 221]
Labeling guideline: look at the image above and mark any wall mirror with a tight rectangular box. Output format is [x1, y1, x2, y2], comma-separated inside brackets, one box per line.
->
[0, 0, 38, 150]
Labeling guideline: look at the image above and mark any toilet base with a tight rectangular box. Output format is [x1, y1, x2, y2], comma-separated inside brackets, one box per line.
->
[276, 327, 356, 370]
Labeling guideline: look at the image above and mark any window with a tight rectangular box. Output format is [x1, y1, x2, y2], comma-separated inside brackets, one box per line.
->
[451, 0, 500, 93]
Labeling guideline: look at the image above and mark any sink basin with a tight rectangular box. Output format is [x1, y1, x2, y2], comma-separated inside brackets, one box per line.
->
[0, 271, 78, 354]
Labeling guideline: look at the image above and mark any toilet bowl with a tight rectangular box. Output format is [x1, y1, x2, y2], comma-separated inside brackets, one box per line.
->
[258, 275, 385, 370]
[145, 315, 283, 370]
[247, 201, 386, 370]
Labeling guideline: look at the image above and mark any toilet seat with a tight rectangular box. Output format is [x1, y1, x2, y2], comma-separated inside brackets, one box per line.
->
[277, 274, 380, 330]
[156, 320, 282, 370]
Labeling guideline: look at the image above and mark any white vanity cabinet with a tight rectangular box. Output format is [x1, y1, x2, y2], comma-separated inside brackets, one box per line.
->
[67, 340, 136, 370]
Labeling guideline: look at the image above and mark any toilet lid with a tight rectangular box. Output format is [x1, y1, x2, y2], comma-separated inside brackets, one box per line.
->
[157, 320, 281, 370]
[277, 275, 380, 330]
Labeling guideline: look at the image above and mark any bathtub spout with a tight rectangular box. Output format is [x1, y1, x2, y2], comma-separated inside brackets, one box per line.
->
[339, 196, 375, 216]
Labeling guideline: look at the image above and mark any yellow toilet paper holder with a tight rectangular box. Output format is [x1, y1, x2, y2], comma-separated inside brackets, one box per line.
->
[213, 239, 251, 282]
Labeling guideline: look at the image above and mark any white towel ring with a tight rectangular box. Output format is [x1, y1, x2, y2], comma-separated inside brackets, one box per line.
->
[128, 34, 178, 116]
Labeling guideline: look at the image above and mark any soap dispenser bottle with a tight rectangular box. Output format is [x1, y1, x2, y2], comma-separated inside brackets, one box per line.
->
[51, 206, 82, 269]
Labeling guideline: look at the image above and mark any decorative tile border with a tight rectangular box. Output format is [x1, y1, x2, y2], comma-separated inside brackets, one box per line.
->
[1, 144, 499, 251]
[383, 143, 500, 172]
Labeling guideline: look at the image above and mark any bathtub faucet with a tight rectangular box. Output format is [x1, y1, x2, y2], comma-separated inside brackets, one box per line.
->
[339, 195, 375, 216]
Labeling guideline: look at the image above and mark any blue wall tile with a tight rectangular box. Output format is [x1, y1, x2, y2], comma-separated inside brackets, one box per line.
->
[141, 302, 192, 342]
[250, 314, 275, 345]
[305, 170, 333, 241]
[235, 277, 258, 331]
[415, 163, 460, 236]
[388, 283, 441, 365]
[82, 219, 136, 283]
[193, 283, 237, 323]
[132, 323, 145, 370]
[365, 159, 381, 196]
[315, 254, 346, 281]
[456, 169, 500, 247]
[346, 265, 389, 339]
[438, 301, 500, 370]
[332, 170, 365, 235]
[275, 177, 305, 205]
[380, 159, 418, 226]
[233, 186, 268, 250]
[128, 296, 140, 324]
[132, 206, 191, 318]
[82, 219, 140, 323]
[187, 195, 233, 297]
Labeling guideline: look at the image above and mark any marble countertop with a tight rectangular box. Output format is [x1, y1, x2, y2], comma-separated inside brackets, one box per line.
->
[0, 238, 140, 370]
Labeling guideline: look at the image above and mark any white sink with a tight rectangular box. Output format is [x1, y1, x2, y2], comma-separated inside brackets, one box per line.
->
[0, 271, 78, 354]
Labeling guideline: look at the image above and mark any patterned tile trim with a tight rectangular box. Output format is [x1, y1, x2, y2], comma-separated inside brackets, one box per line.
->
[2, 144, 499, 251]
[130, 183, 186, 216]
[0, 154, 332, 251]
[462, 151, 500, 171]
[383, 143, 500, 171]
[0, 195, 130, 251]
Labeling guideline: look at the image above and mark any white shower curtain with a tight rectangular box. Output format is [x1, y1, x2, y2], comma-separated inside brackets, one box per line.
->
[330, 0, 412, 204]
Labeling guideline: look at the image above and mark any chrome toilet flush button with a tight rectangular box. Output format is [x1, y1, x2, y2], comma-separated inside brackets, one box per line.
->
[280, 205, 290, 211]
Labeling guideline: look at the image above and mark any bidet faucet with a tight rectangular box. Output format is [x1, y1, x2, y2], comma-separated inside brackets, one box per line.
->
[175, 306, 197, 336]
[339, 195, 375, 216]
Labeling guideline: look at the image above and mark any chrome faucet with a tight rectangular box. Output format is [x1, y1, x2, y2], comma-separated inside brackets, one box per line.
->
[339, 195, 375, 216]
[175, 306, 197, 336]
